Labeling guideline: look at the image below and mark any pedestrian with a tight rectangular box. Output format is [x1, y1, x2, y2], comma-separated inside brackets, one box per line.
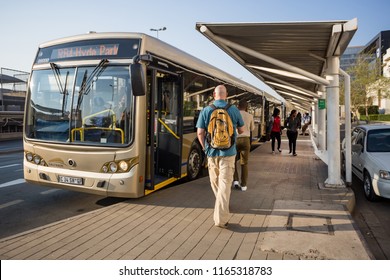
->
[300, 112, 311, 136]
[296, 112, 302, 133]
[233, 99, 254, 191]
[286, 109, 300, 156]
[196, 85, 245, 229]
[269, 108, 282, 154]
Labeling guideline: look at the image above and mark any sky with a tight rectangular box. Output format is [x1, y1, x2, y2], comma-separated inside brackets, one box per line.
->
[1, 0, 389, 94]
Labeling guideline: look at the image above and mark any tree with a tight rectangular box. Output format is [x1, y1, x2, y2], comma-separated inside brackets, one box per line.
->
[341, 52, 390, 120]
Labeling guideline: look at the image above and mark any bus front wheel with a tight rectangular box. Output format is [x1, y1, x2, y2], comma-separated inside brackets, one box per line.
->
[187, 143, 203, 180]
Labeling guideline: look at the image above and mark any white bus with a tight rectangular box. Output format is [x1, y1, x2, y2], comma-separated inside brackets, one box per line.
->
[24, 32, 271, 198]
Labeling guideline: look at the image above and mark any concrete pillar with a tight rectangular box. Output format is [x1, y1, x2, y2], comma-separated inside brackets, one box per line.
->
[311, 103, 316, 134]
[318, 85, 326, 151]
[325, 56, 344, 187]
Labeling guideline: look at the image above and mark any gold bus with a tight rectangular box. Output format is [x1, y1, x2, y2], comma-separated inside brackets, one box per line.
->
[24, 32, 273, 198]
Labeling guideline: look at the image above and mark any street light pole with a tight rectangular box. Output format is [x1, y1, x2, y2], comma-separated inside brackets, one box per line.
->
[150, 27, 166, 39]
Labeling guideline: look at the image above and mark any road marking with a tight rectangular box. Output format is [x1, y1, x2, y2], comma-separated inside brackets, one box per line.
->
[41, 189, 60, 195]
[0, 164, 21, 169]
[0, 199, 23, 210]
[0, 179, 25, 189]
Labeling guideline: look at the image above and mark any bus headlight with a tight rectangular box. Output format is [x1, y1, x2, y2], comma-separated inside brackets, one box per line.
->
[26, 153, 33, 162]
[109, 162, 118, 173]
[101, 156, 139, 173]
[33, 155, 41, 165]
[119, 161, 129, 172]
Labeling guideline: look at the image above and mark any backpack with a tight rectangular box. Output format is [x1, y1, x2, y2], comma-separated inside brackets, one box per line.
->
[206, 104, 234, 150]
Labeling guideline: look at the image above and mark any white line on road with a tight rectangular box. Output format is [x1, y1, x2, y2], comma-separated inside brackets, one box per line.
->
[0, 199, 23, 210]
[0, 179, 25, 189]
[40, 189, 60, 195]
[0, 164, 21, 169]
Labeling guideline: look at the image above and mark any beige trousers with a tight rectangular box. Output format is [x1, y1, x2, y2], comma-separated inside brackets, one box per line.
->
[207, 155, 235, 226]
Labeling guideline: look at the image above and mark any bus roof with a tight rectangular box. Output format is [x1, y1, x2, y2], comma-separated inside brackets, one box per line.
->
[38, 32, 282, 103]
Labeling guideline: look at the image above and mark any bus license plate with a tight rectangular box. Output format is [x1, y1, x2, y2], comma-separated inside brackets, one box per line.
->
[58, 175, 83, 185]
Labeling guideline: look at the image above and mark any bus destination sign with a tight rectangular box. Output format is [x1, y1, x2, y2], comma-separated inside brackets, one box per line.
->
[35, 38, 141, 64]
[51, 44, 119, 59]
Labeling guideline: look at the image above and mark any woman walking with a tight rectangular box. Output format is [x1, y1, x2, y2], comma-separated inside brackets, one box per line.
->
[286, 109, 300, 156]
[270, 108, 282, 154]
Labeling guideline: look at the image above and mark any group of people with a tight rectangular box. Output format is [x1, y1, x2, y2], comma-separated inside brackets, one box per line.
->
[268, 108, 311, 157]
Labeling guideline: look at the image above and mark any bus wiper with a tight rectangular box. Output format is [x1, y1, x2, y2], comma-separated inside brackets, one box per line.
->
[61, 71, 69, 117]
[50, 63, 69, 117]
[76, 59, 109, 109]
[50, 63, 67, 95]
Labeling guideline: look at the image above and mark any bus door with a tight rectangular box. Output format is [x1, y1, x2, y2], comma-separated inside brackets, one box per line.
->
[147, 69, 183, 188]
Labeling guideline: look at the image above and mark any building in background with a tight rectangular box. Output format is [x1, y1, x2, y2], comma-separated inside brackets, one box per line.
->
[360, 30, 390, 74]
[341, 31, 390, 115]
[0, 67, 29, 139]
[340, 46, 364, 71]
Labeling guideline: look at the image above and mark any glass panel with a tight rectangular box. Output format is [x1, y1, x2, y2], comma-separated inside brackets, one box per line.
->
[26, 68, 75, 142]
[367, 129, 390, 152]
[182, 72, 216, 133]
[26, 65, 132, 146]
[72, 65, 132, 145]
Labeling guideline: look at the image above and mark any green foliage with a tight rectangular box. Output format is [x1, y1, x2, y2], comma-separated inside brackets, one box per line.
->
[360, 114, 390, 122]
[340, 51, 390, 116]
[358, 105, 379, 115]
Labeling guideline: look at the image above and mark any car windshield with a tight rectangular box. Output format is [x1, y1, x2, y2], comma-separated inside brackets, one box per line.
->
[25, 65, 133, 146]
[366, 128, 390, 152]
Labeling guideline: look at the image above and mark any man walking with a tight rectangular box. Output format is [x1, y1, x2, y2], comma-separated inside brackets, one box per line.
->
[233, 99, 254, 191]
[196, 85, 244, 228]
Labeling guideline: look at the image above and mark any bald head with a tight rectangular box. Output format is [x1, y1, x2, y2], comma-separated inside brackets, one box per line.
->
[213, 85, 228, 100]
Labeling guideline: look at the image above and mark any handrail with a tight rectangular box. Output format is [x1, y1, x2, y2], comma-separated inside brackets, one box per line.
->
[158, 118, 180, 139]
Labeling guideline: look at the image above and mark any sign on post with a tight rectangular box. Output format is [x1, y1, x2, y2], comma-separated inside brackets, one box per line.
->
[318, 99, 326, 110]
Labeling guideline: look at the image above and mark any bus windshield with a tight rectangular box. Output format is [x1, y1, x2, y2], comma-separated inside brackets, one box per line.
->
[25, 65, 133, 146]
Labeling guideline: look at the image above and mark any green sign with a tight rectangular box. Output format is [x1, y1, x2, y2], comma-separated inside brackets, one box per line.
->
[318, 99, 326, 110]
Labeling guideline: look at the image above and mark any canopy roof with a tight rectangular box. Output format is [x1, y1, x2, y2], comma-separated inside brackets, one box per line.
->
[0, 74, 25, 84]
[196, 19, 357, 109]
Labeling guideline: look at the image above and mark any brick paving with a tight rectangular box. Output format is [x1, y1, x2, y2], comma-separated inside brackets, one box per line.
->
[0, 135, 366, 260]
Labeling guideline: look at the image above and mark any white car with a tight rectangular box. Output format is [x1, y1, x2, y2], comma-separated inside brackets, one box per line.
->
[342, 124, 390, 201]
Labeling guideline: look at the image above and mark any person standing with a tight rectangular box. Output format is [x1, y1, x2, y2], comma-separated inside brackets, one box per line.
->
[300, 112, 311, 136]
[233, 100, 254, 191]
[286, 109, 300, 156]
[196, 85, 244, 229]
[269, 108, 282, 154]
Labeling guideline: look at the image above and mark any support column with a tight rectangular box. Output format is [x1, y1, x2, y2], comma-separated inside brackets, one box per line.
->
[325, 56, 344, 187]
[318, 85, 326, 152]
[311, 103, 316, 135]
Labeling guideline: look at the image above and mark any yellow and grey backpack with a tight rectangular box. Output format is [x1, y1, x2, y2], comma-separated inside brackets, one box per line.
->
[206, 104, 234, 150]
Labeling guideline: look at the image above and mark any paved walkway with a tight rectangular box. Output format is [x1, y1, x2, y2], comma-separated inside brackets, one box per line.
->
[0, 134, 372, 260]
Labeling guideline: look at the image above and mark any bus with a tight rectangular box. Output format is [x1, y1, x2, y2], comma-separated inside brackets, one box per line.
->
[24, 32, 274, 198]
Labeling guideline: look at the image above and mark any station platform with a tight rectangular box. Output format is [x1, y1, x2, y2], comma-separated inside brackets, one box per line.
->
[0, 134, 373, 260]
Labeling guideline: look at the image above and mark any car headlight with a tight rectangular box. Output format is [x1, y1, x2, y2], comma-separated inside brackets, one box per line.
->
[379, 170, 390, 180]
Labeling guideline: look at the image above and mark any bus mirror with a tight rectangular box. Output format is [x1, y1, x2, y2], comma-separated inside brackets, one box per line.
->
[130, 63, 145, 96]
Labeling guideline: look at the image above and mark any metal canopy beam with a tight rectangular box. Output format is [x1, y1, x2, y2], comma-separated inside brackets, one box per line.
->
[200, 25, 330, 87]
[196, 19, 358, 189]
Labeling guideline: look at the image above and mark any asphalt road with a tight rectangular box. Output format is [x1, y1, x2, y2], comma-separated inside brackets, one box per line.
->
[0, 146, 126, 239]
